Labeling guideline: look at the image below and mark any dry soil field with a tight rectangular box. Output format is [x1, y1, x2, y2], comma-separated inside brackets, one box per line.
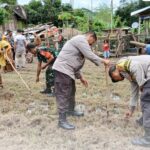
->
[0, 58, 148, 150]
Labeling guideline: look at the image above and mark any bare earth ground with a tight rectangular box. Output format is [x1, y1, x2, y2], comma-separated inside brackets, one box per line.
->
[0, 58, 148, 150]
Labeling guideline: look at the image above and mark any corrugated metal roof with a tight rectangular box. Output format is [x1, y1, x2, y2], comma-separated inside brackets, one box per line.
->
[131, 6, 150, 16]
[13, 5, 27, 20]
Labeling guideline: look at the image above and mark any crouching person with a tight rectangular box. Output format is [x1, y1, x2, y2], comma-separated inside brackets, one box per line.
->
[108, 55, 150, 147]
[27, 43, 58, 96]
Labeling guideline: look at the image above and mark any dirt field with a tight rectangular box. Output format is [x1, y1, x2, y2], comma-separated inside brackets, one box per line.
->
[0, 58, 148, 150]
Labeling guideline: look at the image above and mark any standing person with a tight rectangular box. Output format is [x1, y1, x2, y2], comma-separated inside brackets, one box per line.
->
[7, 30, 15, 60]
[14, 29, 27, 69]
[135, 38, 150, 55]
[145, 38, 150, 55]
[58, 29, 64, 51]
[0, 35, 14, 72]
[52, 31, 110, 130]
[33, 32, 41, 47]
[26, 43, 58, 96]
[108, 55, 150, 147]
[138, 47, 145, 55]
[0, 34, 14, 87]
[46, 27, 55, 49]
[102, 39, 110, 59]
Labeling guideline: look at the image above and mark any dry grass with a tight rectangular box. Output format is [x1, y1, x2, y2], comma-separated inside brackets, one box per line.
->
[0, 58, 147, 150]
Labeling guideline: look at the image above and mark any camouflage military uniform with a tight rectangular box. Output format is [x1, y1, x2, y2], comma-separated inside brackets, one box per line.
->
[48, 36, 55, 48]
[37, 46, 59, 93]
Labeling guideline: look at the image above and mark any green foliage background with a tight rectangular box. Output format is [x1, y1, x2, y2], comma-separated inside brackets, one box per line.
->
[0, 0, 150, 32]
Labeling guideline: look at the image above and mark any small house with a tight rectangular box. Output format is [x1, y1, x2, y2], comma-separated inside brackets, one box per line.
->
[0, 5, 27, 32]
[131, 6, 150, 36]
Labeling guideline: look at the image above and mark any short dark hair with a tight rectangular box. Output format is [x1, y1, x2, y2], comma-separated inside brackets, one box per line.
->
[108, 65, 119, 83]
[85, 31, 97, 41]
[138, 47, 143, 55]
[26, 43, 36, 51]
[104, 39, 109, 43]
[7, 30, 12, 33]
[17, 29, 24, 33]
[17, 29, 22, 33]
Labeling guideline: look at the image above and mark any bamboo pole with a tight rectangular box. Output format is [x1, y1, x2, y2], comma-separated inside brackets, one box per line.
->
[5, 54, 31, 91]
[130, 41, 146, 47]
[111, 0, 113, 33]
[105, 64, 110, 118]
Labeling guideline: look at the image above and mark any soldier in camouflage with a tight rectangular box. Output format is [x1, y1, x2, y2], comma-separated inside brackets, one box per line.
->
[27, 43, 59, 96]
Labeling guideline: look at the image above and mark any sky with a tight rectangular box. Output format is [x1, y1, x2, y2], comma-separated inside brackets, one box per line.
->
[17, 0, 120, 10]
[62, 0, 120, 10]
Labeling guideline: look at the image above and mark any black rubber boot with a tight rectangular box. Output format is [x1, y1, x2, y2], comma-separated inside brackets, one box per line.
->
[40, 88, 52, 94]
[132, 127, 150, 147]
[67, 110, 84, 117]
[47, 93, 55, 97]
[68, 95, 84, 117]
[40, 82, 52, 94]
[47, 87, 55, 97]
[58, 113, 75, 130]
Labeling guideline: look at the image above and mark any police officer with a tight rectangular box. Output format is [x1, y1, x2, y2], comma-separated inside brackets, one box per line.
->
[109, 55, 150, 147]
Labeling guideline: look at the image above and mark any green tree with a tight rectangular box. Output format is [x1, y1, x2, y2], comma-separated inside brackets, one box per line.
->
[114, 15, 126, 27]
[0, 8, 9, 25]
[73, 9, 88, 31]
[42, 0, 61, 25]
[115, 2, 137, 26]
[92, 20, 105, 32]
[61, 3, 73, 12]
[24, 0, 43, 25]
[58, 8, 90, 31]
[0, 0, 16, 5]
[92, 4, 112, 30]
[116, 0, 150, 27]
[74, 15, 89, 31]
[59, 12, 74, 27]
[24, 0, 62, 25]
[138, 0, 150, 8]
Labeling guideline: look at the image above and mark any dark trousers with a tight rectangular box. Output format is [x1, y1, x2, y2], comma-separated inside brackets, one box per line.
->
[140, 101, 150, 128]
[140, 80, 150, 128]
[12, 48, 15, 60]
[54, 70, 76, 114]
[0, 74, 2, 85]
[45, 65, 54, 91]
